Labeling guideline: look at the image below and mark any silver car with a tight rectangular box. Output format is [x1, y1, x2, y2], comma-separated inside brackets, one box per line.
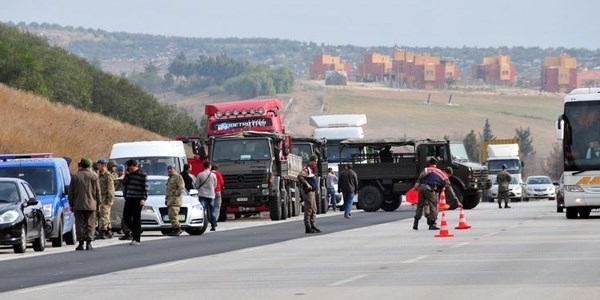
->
[524, 175, 556, 201]
[113, 175, 208, 235]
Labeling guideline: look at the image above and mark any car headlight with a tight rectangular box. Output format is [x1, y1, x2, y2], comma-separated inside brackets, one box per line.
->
[142, 206, 155, 213]
[565, 185, 584, 192]
[513, 186, 521, 192]
[42, 204, 52, 218]
[191, 204, 203, 216]
[0, 210, 19, 224]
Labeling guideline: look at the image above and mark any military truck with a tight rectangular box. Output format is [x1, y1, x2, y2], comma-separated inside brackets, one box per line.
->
[339, 138, 490, 211]
[290, 136, 329, 213]
[208, 131, 303, 221]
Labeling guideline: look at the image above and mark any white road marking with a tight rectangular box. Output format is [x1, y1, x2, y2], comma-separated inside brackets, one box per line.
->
[451, 242, 470, 249]
[483, 232, 498, 237]
[15, 280, 78, 294]
[328, 274, 367, 286]
[147, 259, 192, 270]
[402, 255, 429, 264]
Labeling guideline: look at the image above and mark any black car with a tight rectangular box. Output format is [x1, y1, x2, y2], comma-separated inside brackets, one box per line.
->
[0, 178, 46, 253]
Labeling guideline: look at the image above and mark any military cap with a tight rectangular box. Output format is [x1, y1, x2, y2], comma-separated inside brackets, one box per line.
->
[79, 158, 92, 168]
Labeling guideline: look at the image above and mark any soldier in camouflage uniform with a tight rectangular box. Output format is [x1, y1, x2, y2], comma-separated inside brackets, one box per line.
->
[96, 159, 115, 239]
[165, 164, 185, 236]
[107, 160, 119, 179]
[496, 164, 512, 209]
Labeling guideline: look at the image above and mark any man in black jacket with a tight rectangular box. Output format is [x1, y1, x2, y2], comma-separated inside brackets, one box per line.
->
[338, 165, 358, 219]
[122, 159, 148, 245]
[180, 164, 196, 192]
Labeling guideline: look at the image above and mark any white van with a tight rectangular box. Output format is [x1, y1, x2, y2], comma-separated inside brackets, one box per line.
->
[110, 141, 188, 176]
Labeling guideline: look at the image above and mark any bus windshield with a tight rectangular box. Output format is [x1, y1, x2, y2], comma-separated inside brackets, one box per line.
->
[563, 101, 600, 171]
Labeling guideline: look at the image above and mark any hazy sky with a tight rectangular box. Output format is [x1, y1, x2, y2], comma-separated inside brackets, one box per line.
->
[1, 0, 598, 49]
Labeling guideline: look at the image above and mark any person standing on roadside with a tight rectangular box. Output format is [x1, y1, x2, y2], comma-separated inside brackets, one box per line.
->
[212, 164, 225, 223]
[116, 164, 126, 179]
[496, 164, 512, 209]
[165, 164, 185, 236]
[122, 159, 147, 245]
[298, 155, 321, 234]
[326, 167, 338, 212]
[96, 159, 115, 239]
[195, 161, 217, 231]
[68, 158, 101, 251]
[181, 163, 196, 192]
[107, 161, 118, 179]
[338, 165, 358, 219]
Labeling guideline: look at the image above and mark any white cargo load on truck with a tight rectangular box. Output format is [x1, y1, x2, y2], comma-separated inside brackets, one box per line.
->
[310, 114, 367, 128]
[313, 127, 364, 140]
[487, 144, 519, 157]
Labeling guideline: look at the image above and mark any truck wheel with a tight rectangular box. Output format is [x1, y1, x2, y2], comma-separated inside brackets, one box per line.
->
[359, 185, 382, 212]
[381, 197, 400, 212]
[281, 194, 288, 220]
[269, 197, 282, 221]
[566, 207, 578, 219]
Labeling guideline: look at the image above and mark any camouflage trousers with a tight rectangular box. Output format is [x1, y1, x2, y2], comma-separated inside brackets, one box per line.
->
[168, 205, 181, 229]
[99, 203, 112, 231]
[303, 191, 317, 227]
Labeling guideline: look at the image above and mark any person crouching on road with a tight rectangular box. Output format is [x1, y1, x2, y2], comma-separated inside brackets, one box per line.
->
[122, 159, 148, 246]
[298, 155, 321, 234]
[195, 161, 217, 231]
[96, 159, 115, 239]
[68, 158, 101, 251]
[166, 164, 185, 236]
[412, 158, 459, 230]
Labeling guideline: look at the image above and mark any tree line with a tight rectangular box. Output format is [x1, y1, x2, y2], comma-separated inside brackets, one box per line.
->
[129, 52, 294, 99]
[0, 24, 199, 137]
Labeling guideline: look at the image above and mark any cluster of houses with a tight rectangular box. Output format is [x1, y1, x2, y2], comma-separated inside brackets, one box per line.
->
[309, 52, 595, 93]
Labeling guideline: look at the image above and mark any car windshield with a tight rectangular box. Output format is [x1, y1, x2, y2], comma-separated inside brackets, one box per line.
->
[0, 182, 19, 203]
[0, 167, 56, 195]
[527, 177, 551, 185]
[112, 157, 178, 176]
[114, 178, 189, 196]
[450, 143, 470, 160]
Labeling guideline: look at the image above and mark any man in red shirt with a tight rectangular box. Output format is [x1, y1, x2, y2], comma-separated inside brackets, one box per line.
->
[212, 164, 225, 224]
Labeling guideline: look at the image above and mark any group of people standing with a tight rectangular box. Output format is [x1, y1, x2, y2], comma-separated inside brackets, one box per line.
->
[68, 157, 225, 250]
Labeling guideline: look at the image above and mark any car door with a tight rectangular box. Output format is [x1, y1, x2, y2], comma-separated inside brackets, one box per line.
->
[21, 182, 41, 237]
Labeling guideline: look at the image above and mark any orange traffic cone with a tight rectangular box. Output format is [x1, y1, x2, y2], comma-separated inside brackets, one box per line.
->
[454, 208, 472, 230]
[434, 212, 454, 238]
[438, 189, 450, 211]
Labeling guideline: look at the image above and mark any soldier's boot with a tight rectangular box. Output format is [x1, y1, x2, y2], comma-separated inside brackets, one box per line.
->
[498, 201, 502, 209]
[96, 230, 105, 240]
[85, 241, 93, 251]
[75, 241, 84, 251]
[105, 230, 113, 239]
[413, 218, 419, 230]
[428, 224, 440, 230]
[305, 225, 317, 234]
[311, 225, 321, 233]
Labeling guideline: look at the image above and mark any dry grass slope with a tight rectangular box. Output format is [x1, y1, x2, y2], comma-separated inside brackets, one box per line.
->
[0, 84, 166, 169]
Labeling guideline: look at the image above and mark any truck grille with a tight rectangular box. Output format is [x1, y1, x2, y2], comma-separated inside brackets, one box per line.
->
[223, 173, 266, 189]
[472, 169, 488, 181]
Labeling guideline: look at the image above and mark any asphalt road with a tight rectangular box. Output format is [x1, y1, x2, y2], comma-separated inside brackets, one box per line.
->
[3, 201, 600, 300]
[0, 208, 412, 293]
